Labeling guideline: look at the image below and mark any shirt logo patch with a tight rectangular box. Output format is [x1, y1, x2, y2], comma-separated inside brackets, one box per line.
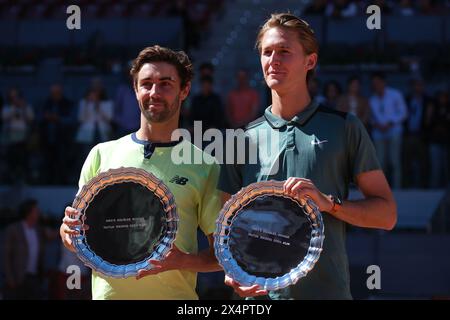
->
[311, 138, 328, 146]
[170, 175, 189, 185]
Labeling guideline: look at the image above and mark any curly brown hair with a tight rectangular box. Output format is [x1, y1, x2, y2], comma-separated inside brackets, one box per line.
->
[130, 45, 194, 90]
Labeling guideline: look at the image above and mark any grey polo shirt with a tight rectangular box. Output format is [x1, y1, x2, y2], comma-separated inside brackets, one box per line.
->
[218, 100, 381, 299]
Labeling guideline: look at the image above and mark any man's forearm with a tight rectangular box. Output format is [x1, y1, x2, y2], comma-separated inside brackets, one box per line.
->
[329, 196, 397, 230]
[179, 249, 222, 273]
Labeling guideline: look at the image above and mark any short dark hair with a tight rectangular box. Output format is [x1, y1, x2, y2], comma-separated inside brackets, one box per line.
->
[18, 199, 38, 220]
[130, 45, 194, 90]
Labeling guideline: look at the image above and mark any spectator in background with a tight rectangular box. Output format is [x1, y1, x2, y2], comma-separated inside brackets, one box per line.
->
[168, 0, 218, 53]
[1, 88, 34, 184]
[425, 89, 450, 188]
[182, 61, 217, 130]
[75, 84, 114, 168]
[41, 84, 75, 185]
[226, 69, 260, 129]
[199, 62, 215, 79]
[186, 0, 216, 50]
[325, 0, 358, 18]
[3, 199, 46, 299]
[323, 80, 342, 110]
[114, 69, 140, 138]
[403, 78, 433, 188]
[337, 76, 370, 128]
[168, 0, 190, 50]
[303, 0, 327, 15]
[191, 62, 216, 96]
[369, 72, 408, 189]
[190, 75, 225, 134]
[308, 76, 326, 105]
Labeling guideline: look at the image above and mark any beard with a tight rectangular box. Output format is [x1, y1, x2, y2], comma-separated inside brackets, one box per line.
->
[140, 94, 180, 123]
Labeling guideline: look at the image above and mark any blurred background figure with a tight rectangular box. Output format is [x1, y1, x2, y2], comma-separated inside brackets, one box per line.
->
[1, 88, 34, 184]
[190, 75, 225, 135]
[198, 62, 215, 78]
[369, 72, 408, 189]
[308, 76, 326, 105]
[113, 68, 140, 138]
[75, 79, 114, 169]
[323, 80, 343, 110]
[402, 77, 433, 188]
[425, 89, 450, 189]
[3, 199, 45, 299]
[226, 69, 260, 129]
[40, 84, 75, 185]
[337, 76, 370, 128]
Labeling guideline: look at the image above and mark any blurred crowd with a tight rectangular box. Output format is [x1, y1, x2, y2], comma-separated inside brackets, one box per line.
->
[308, 73, 449, 189]
[1, 66, 448, 190]
[304, 0, 450, 17]
[0, 0, 224, 54]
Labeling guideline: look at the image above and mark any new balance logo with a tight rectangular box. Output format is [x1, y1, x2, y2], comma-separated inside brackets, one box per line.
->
[170, 175, 189, 185]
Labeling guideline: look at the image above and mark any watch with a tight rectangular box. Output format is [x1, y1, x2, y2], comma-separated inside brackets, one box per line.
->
[329, 195, 343, 213]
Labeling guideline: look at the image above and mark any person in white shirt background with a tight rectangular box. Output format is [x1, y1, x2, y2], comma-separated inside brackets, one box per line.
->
[75, 82, 114, 171]
[369, 72, 408, 189]
[1, 88, 34, 183]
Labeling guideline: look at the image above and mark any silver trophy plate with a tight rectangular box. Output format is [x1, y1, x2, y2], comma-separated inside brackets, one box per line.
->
[70, 167, 178, 278]
[214, 180, 324, 290]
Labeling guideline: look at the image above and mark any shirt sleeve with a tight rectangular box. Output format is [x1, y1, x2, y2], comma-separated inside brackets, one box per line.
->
[198, 162, 222, 235]
[77, 144, 101, 193]
[345, 113, 381, 183]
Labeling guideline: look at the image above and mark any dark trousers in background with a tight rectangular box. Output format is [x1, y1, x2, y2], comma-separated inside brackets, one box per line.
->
[44, 143, 73, 185]
[3, 274, 43, 300]
[6, 142, 27, 184]
[402, 133, 428, 188]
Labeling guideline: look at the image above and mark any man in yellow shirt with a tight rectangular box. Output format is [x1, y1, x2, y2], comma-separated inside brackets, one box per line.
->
[59, 45, 222, 299]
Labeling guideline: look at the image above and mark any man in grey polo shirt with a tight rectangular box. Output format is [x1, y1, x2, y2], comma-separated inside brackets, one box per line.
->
[218, 13, 397, 300]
